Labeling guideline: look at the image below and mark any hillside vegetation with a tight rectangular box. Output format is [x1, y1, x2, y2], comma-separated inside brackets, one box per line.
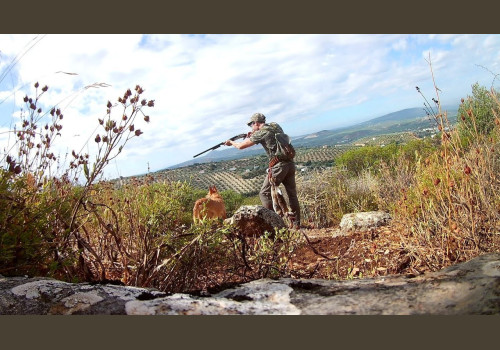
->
[1, 80, 499, 295]
[120, 145, 354, 195]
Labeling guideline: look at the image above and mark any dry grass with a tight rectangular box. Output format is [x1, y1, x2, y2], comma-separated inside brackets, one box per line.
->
[393, 88, 500, 266]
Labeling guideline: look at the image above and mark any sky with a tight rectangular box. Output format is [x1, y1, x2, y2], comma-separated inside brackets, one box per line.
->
[1, 34, 499, 179]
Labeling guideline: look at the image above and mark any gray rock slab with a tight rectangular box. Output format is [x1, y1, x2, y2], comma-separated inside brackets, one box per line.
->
[1, 253, 499, 315]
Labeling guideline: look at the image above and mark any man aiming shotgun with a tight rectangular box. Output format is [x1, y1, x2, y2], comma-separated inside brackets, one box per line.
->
[224, 113, 301, 229]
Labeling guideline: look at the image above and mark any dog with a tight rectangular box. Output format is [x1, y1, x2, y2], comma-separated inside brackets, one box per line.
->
[193, 185, 227, 223]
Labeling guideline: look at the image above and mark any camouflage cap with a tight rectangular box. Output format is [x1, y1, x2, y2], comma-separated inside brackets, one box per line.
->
[247, 112, 266, 126]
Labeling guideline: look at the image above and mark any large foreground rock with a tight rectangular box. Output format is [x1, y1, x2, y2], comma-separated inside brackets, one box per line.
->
[224, 205, 286, 236]
[1, 253, 499, 315]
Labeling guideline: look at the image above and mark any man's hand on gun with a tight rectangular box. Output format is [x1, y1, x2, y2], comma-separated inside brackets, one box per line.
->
[225, 131, 252, 146]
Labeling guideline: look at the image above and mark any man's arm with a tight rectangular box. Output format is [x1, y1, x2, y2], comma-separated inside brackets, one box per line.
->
[225, 138, 255, 150]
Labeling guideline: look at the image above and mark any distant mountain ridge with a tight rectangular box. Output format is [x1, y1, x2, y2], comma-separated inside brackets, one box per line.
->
[360, 107, 428, 125]
[161, 105, 458, 170]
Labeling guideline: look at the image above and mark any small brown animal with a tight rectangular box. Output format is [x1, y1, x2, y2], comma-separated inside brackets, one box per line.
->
[270, 180, 295, 228]
[193, 185, 227, 223]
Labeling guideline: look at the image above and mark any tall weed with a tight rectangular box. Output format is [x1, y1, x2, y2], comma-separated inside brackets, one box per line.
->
[397, 78, 500, 265]
[1, 83, 154, 280]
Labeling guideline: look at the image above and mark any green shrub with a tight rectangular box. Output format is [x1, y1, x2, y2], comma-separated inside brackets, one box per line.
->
[336, 143, 399, 176]
[397, 138, 439, 163]
[457, 83, 500, 145]
[242, 194, 261, 206]
[0, 170, 77, 278]
[220, 189, 245, 217]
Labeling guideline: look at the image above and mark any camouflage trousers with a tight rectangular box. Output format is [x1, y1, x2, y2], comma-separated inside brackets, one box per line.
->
[259, 161, 301, 227]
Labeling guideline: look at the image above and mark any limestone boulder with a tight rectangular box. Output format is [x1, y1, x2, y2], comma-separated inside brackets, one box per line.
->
[340, 211, 392, 233]
[225, 205, 286, 236]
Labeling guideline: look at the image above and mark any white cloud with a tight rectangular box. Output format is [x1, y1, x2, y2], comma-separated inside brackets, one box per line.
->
[1, 34, 499, 178]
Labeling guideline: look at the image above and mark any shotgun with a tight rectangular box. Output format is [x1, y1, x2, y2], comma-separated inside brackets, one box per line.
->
[193, 133, 247, 158]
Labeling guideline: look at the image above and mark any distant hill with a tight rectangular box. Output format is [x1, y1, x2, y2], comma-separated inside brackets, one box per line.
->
[161, 105, 458, 170]
[357, 105, 458, 126]
[165, 146, 267, 169]
[359, 107, 428, 125]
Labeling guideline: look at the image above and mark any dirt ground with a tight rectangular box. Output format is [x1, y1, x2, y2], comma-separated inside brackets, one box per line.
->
[286, 223, 452, 281]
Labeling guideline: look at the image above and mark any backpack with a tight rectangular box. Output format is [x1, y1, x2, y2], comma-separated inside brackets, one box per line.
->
[269, 123, 296, 162]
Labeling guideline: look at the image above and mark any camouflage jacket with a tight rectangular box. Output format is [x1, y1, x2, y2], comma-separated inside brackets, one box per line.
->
[249, 122, 293, 162]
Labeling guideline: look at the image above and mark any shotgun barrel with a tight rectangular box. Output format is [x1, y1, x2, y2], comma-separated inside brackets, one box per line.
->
[193, 133, 247, 158]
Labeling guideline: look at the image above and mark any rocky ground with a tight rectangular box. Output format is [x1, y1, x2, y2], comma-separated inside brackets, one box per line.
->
[2, 249, 499, 314]
[286, 223, 476, 281]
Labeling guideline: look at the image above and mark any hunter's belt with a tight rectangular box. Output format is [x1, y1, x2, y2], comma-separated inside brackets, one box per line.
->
[269, 156, 280, 168]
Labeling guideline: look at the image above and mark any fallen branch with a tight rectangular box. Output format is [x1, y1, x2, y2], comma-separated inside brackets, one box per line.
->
[299, 229, 338, 261]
